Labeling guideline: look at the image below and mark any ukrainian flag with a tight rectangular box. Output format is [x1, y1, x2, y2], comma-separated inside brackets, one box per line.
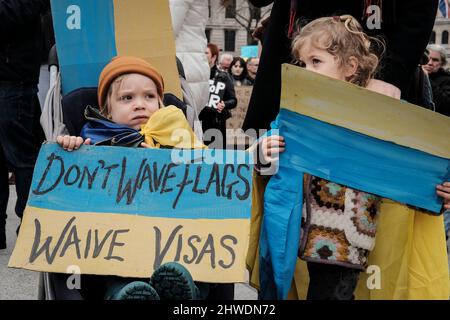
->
[50, 0, 181, 98]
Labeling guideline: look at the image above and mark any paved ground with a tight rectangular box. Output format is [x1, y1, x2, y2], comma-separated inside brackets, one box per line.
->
[0, 186, 258, 300]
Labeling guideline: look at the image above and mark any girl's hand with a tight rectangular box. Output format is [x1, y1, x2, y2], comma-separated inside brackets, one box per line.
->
[436, 182, 450, 210]
[56, 135, 91, 151]
[261, 135, 285, 164]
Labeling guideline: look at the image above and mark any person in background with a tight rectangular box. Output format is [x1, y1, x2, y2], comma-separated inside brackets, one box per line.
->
[201, 44, 237, 150]
[245, 57, 260, 86]
[228, 57, 250, 86]
[218, 53, 234, 72]
[0, 0, 49, 249]
[205, 43, 220, 78]
[169, 0, 210, 115]
[423, 44, 450, 117]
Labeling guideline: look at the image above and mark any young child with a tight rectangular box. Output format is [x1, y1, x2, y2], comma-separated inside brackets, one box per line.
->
[57, 56, 203, 300]
[259, 15, 450, 300]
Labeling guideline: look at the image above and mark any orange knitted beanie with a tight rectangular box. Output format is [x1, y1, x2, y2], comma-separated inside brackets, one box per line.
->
[97, 56, 164, 108]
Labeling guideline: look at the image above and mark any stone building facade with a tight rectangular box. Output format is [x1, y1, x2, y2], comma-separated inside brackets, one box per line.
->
[431, 17, 450, 59]
[206, 0, 271, 56]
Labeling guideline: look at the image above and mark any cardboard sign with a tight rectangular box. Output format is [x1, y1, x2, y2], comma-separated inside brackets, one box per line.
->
[226, 86, 253, 147]
[9, 144, 253, 283]
[279, 64, 450, 213]
[241, 46, 259, 58]
[51, 0, 182, 98]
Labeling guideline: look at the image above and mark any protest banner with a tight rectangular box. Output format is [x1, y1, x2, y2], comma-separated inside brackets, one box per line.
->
[226, 86, 253, 148]
[9, 144, 253, 283]
[51, 0, 181, 98]
[279, 64, 450, 213]
[241, 46, 258, 59]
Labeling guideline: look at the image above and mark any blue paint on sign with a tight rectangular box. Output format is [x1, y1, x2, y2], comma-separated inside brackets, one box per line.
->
[51, 0, 117, 94]
[28, 144, 253, 220]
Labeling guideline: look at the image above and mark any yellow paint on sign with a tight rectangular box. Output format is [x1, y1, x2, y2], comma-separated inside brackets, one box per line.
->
[9, 207, 250, 283]
[281, 64, 450, 159]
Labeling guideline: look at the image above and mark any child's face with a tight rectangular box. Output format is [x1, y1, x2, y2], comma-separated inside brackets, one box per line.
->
[297, 42, 349, 82]
[109, 73, 160, 130]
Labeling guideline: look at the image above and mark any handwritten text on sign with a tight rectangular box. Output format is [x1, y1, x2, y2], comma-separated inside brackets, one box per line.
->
[9, 144, 253, 283]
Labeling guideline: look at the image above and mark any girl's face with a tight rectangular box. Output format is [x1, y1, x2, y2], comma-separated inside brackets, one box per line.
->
[108, 73, 160, 130]
[297, 42, 353, 82]
[231, 61, 244, 76]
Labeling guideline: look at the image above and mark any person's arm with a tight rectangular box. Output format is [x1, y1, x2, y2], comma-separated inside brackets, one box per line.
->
[169, 0, 194, 37]
[222, 76, 237, 109]
[378, 0, 438, 95]
[249, 0, 274, 8]
[0, 0, 49, 31]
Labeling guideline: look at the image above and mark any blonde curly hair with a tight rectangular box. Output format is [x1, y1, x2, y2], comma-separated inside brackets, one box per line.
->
[291, 15, 384, 87]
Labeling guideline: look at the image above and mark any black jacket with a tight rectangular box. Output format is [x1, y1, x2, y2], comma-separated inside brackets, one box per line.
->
[243, 0, 439, 130]
[429, 68, 450, 117]
[0, 0, 50, 84]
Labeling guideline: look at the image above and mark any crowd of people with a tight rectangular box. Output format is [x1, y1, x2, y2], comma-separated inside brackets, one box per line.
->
[1, 0, 450, 301]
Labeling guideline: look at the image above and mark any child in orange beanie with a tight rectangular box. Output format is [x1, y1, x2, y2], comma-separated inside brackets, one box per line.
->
[57, 56, 202, 300]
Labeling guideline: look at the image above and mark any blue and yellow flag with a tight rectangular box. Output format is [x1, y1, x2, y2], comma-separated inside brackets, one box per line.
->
[50, 0, 181, 98]
[257, 64, 450, 299]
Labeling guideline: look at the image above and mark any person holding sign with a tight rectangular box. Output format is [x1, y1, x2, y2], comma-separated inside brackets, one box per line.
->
[200, 43, 237, 149]
[259, 15, 450, 300]
[57, 56, 204, 300]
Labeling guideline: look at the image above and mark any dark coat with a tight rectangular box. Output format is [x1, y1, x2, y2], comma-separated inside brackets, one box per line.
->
[429, 68, 450, 117]
[243, 0, 439, 130]
[200, 66, 237, 148]
[0, 0, 50, 84]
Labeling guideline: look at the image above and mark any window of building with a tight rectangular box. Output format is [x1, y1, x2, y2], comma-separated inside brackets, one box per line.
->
[205, 29, 211, 43]
[442, 31, 449, 44]
[224, 30, 236, 52]
[430, 31, 436, 44]
[208, 0, 211, 18]
[225, 0, 236, 18]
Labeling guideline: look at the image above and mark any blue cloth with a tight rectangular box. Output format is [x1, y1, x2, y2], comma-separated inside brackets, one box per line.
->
[0, 83, 44, 220]
[80, 107, 144, 147]
[259, 117, 304, 300]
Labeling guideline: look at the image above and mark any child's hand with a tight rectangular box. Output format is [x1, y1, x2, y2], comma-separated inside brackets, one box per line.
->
[436, 182, 450, 210]
[261, 135, 285, 164]
[56, 135, 91, 151]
